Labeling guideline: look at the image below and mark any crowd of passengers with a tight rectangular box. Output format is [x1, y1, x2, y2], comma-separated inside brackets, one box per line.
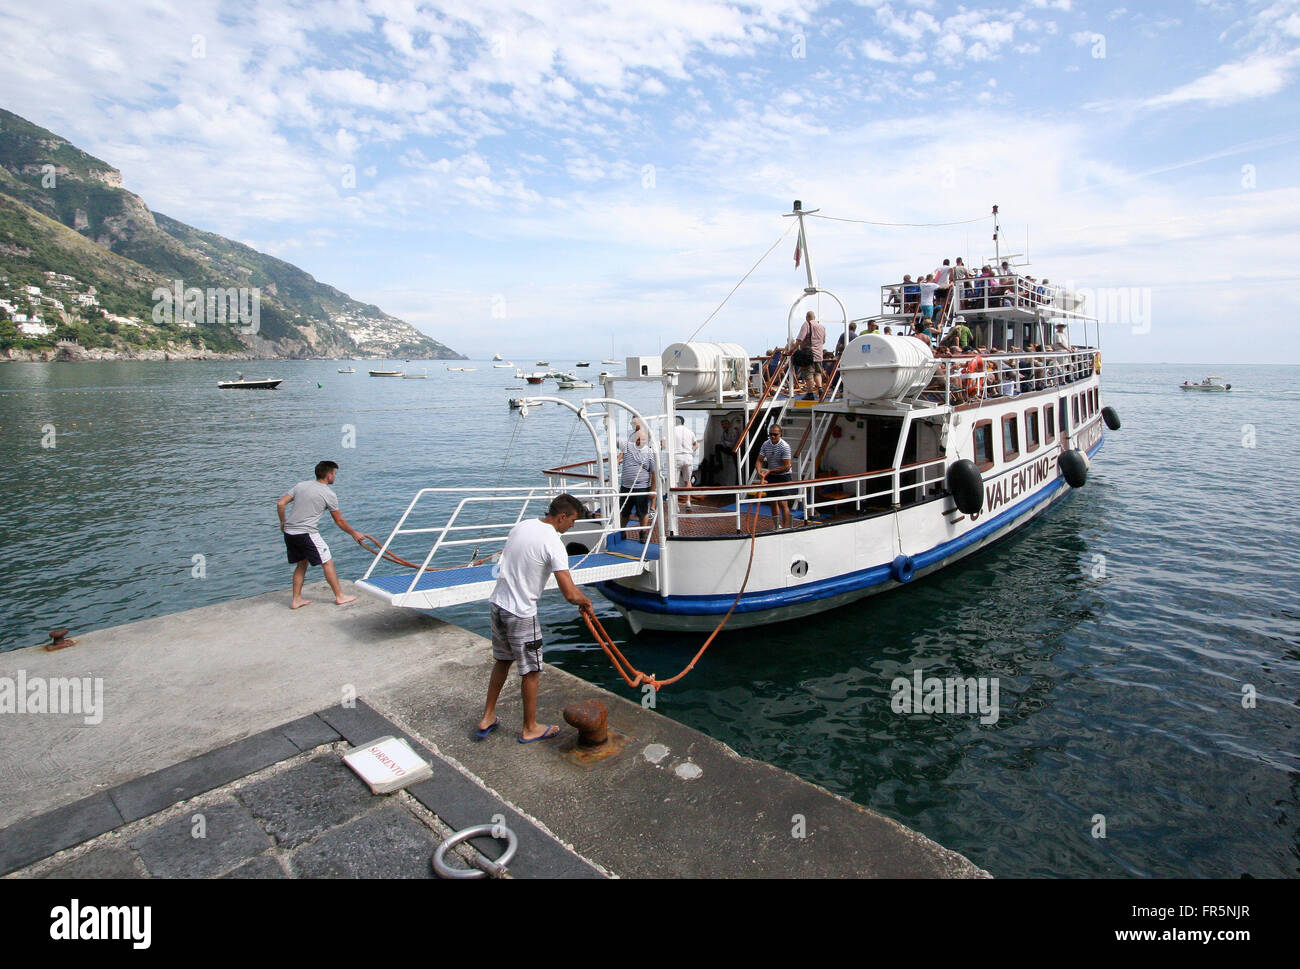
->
[888, 258, 1059, 317]
[751, 307, 1091, 404]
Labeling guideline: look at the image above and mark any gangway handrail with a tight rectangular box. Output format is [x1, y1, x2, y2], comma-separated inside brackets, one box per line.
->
[360, 484, 660, 597]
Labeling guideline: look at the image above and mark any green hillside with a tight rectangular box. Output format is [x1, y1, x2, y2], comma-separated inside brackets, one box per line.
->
[0, 107, 461, 359]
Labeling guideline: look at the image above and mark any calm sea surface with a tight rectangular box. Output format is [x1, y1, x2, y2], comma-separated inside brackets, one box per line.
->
[1, 359, 1296, 877]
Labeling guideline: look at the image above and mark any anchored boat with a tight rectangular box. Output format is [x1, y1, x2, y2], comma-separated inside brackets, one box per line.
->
[358, 202, 1119, 635]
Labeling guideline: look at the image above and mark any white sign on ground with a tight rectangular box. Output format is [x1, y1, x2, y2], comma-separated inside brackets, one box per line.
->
[343, 736, 433, 794]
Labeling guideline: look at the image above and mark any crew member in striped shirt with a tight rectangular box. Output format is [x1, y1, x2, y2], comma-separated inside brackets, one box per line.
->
[618, 425, 657, 541]
[757, 424, 793, 530]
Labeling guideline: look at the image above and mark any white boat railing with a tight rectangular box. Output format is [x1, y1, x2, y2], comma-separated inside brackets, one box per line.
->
[358, 485, 660, 599]
[667, 455, 950, 535]
[919, 348, 1097, 407]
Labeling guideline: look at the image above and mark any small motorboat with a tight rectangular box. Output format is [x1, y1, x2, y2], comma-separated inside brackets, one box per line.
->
[1180, 376, 1231, 392]
[508, 398, 545, 409]
[536, 360, 549, 366]
[218, 374, 282, 389]
[338, 367, 356, 374]
[556, 374, 593, 390]
[402, 371, 429, 379]
[525, 374, 545, 385]
[493, 362, 514, 368]
[493, 353, 503, 361]
[576, 361, 590, 367]
[370, 370, 404, 377]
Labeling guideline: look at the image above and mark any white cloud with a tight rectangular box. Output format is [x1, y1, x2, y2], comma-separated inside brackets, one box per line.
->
[1145, 52, 1298, 108]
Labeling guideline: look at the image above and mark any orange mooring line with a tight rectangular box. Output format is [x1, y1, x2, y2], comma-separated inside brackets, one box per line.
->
[583, 505, 762, 691]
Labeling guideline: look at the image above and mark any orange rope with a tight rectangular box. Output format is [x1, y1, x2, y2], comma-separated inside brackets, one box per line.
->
[358, 535, 497, 570]
[582, 506, 762, 691]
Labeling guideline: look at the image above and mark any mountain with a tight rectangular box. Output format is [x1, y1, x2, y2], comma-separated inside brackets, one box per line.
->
[0, 108, 462, 360]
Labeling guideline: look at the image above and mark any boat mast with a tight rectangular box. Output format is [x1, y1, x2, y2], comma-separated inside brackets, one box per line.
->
[787, 200, 820, 294]
[785, 200, 821, 344]
[992, 203, 1000, 268]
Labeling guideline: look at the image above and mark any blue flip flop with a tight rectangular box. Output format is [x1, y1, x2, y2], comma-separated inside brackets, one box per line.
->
[474, 719, 500, 740]
[518, 724, 560, 744]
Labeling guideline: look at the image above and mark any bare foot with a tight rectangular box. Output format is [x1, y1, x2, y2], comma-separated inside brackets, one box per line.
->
[334, 594, 357, 605]
[291, 599, 312, 610]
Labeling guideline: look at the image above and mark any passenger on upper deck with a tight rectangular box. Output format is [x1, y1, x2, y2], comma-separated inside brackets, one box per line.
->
[834, 320, 858, 357]
[918, 274, 939, 322]
[788, 310, 826, 399]
[902, 275, 919, 314]
[934, 259, 952, 307]
[865, 320, 880, 334]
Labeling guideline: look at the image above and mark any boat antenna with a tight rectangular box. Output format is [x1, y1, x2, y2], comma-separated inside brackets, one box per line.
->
[785, 199, 820, 294]
[992, 204, 1000, 267]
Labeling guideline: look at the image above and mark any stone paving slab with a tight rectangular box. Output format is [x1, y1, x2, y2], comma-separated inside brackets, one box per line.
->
[287, 805, 442, 879]
[0, 792, 123, 875]
[129, 798, 274, 878]
[221, 855, 289, 879]
[235, 755, 378, 849]
[280, 714, 343, 752]
[109, 730, 301, 824]
[36, 845, 144, 879]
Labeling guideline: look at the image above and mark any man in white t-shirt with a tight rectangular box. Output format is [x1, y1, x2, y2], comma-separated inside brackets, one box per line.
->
[276, 460, 371, 609]
[477, 493, 594, 744]
[672, 416, 698, 497]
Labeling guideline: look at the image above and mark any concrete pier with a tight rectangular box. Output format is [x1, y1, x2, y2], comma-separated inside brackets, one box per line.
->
[0, 583, 987, 878]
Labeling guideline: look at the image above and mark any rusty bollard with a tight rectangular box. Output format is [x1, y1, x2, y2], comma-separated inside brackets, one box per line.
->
[45, 628, 77, 651]
[562, 700, 609, 748]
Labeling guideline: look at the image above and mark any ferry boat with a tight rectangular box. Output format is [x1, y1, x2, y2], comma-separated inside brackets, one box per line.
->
[358, 202, 1120, 635]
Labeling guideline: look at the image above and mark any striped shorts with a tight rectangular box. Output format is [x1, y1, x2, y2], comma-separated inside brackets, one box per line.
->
[490, 604, 544, 675]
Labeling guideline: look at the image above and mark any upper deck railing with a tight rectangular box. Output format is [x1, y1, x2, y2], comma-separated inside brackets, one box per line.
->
[881, 273, 1091, 320]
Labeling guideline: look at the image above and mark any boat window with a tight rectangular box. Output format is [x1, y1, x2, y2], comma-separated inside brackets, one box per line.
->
[972, 420, 994, 471]
[1002, 415, 1020, 462]
[1072, 395, 1080, 426]
[1059, 397, 1070, 433]
[1044, 404, 1056, 443]
[1025, 408, 1040, 452]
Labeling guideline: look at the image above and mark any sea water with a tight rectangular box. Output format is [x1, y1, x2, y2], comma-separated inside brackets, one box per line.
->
[0, 359, 1296, 877]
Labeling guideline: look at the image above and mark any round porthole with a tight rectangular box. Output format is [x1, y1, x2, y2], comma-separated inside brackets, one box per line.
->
[790, 558, 809, 578]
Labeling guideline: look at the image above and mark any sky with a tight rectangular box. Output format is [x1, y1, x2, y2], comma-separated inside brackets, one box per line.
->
[1, 0, 1298, 363]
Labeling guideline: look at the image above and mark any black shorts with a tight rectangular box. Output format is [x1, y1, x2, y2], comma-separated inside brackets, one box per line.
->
[766, 472, 792, 485]
[284, 531, 331, 566]
[620, 485, 650, 519]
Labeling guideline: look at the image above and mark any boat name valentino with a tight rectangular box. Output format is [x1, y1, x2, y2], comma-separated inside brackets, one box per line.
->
[890, 670, 1000, 724]
[50, 900, 151, 949]
[0, 671, 103, 725]
[984, 454, 1057, 515]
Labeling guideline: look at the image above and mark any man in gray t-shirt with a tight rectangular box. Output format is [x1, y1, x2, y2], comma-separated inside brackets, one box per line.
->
[276, 460, 370, 609]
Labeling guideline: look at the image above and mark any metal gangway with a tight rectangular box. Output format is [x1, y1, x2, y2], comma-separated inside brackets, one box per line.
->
[356, 485, 656, 610]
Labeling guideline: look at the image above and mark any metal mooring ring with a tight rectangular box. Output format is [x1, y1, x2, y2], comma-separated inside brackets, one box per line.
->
[432, 822, 518, 879]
